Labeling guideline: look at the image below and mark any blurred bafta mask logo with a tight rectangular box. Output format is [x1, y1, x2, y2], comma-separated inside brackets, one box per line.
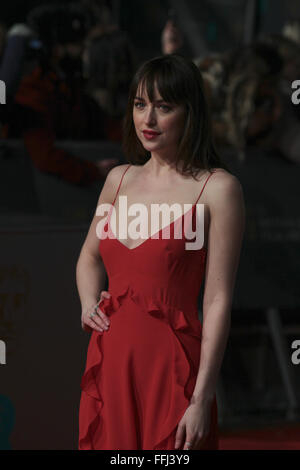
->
[0, 80, 5, 104]
[0, 340, 6, 364]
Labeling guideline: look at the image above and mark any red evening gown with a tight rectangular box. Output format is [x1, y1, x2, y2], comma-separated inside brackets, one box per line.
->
[78, 164, 219, 450]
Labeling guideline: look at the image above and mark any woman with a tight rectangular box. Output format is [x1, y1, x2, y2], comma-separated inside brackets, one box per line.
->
[77, 54, 245, 450]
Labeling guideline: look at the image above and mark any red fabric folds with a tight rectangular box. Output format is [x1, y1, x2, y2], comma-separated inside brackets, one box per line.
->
[79, 284, 205, 450]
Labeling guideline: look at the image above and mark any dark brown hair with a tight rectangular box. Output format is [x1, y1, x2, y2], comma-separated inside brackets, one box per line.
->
[122, 53, 229, 179]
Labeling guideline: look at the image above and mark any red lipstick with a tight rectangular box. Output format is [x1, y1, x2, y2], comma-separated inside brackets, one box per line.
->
[142, 130, 161, 140]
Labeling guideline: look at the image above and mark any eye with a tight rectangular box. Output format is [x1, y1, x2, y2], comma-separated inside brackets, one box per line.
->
[159, 104, 171, 111]
[134, 101, 144, 108]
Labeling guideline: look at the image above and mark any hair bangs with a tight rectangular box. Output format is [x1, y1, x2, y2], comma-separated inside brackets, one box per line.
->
[136, 62, 186, 105]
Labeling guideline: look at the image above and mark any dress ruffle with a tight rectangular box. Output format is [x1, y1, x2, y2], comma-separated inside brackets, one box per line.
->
[79, 284, 202, 450]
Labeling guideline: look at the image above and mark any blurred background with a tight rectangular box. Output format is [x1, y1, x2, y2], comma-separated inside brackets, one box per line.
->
[0, 0, 300, 450]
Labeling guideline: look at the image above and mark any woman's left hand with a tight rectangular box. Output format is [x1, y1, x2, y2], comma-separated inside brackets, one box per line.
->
[174, 400, 212, 450]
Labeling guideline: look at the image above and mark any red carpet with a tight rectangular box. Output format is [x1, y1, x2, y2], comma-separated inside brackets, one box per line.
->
[219, 423, 300, 450]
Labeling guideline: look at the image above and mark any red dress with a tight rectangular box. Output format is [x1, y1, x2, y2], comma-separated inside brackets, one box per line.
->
[78, 164, 219, 450]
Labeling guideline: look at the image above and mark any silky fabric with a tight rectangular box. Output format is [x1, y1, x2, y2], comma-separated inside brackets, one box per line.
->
[78, 164, 219, 450]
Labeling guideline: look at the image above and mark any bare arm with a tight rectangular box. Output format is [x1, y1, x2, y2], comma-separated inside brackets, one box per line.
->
[76, 249, 107, 315]
[76, 164, 129, 324]
[190, 171, 246, 404]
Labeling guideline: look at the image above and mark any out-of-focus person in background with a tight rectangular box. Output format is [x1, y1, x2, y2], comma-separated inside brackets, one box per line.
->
[81, 0, 138, 142]
[161, 17, 184, 56]
[0, 2, 120, 186]
[160, 15, 300, 165]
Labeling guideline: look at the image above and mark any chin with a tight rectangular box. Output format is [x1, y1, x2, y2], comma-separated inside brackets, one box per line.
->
[141, 143, 160, 151]
[143, 139, 165, 148]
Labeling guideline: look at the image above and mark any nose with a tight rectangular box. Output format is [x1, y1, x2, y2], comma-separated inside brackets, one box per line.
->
[145, 105, 157, 126]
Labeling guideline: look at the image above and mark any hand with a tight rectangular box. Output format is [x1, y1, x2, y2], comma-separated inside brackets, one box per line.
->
[95, 158, 120, 179]
[161, 19, 183, 55]
[81, 290, 111, 333]
[174, 401, 212, 450]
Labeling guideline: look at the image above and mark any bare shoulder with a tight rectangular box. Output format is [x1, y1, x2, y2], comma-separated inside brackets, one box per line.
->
[99, 163, 132, 203]
[105, 163, 132, 186]
[205, 168, 244, 205]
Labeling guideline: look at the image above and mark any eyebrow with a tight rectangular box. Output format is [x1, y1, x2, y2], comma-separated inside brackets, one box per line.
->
[134, 96, 166, 103]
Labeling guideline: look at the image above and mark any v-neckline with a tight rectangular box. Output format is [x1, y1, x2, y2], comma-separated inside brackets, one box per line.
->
[106, 202, 198, 251]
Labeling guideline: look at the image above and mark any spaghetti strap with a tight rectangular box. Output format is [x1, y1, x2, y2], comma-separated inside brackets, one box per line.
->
[112, 164, 132, 206]
[194, 170, 216, 205]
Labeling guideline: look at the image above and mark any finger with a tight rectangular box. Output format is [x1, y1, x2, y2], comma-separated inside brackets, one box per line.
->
[94, 310, 110, 330]
[97, 292, 111, 325]
[96, 307, 110, 326]
[101, 291, 111, 299]
[183, 435, 194, 450]
[84, 316, 104, 333]
[88, 308, 109, 331]
[85, 303, 107, 331]
[174, 423, 185, 449]
[99, 291, 104, 302]
[91, 316, 108, 331]
[88, 313, 104, 331]
[99, 290, 111, 302]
